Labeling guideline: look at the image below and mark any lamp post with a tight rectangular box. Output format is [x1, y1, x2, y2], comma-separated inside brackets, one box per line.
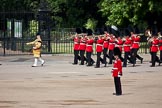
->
[38, 0, 51, 53]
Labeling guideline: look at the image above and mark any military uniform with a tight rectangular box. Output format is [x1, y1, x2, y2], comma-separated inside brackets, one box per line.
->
[123, 36, 132, 67]
[150, 36, 160, 67]
[103, 32, 110, 67]
[112, 47, 122, 96]
[26, 34, 45, 67]
[158, 36, 162, 62]
[79, 36, 87, 65]
[131, 35, 143, 66]
[115, 37, 124, 61]
[95, 36, 104, 68]
[108, 35, 115, 64]
[86, 29, 95, 66]
[72, 28, 81, 65]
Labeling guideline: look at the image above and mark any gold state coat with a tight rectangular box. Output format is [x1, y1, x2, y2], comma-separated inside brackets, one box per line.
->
[27, 39, 42, 57]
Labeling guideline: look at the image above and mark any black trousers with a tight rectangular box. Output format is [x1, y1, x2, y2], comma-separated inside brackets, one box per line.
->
[96, 52, 102, 67]
[109, 50, 114, 64]
[114, 77, 122, 95]
[151, 52, 160, 66]
[160, 50, 162, 61]
[103, 48, 108, 64]
[74, 50, 79, 64]
[123, 52, 131, 66]
[80, 50, 86, 65]
[86, 52, 94, 66]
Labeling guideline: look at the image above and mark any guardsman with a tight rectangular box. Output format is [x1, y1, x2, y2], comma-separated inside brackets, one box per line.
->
[131, 31, 143, 66]
[123, 29, 132, 67]
[108, 34, 115, 64]
[95, 34, 104, 68]
[158, 31, 162, 62]
[79, 27, 87, 65]
[111, 47, 122, 96]
[26, 33, 45, 67]
[149, 32, 161, 67]
[103, 28, 110, 67]
[72, 28, 81, 65]
[86, 29, 95, 66]
[115, 36, 124, 62]
[131, 34, 143, 66]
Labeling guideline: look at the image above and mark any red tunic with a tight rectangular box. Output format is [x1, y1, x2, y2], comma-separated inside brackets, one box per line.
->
[112, 58, 122, 77]
[123, 37, 132, 52]
[86, 38, 94, 52]
[73, 36, 80, 50]
[108, 37, 115, 50]
[132, 36, 140, 49]
[159, 39, 162, 50]
[115, 38, 123, 52]
[151, 38, 159, 52]
[96, 38, 104, 52]
[103, 33, 110, 48]
[79, 37, 87, 50]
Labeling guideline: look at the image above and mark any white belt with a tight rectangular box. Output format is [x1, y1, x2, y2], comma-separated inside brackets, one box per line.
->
[116, 45, 122, 47]
[109, 43, 115, 45]
[133, 42, 139, 43]
[112, 68, 118, 70]
[152, 45, 158, 46]
[74, 42, 79, 44]
[80, 43, 86, 45]
[123, 44, 131, 46]
[104, 41, 108, 43]
[87, 44, 93, 46]
[96, 44, 103, 46]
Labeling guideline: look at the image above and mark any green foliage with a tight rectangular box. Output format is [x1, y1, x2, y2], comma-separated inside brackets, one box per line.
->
[84, 18, 98, 31]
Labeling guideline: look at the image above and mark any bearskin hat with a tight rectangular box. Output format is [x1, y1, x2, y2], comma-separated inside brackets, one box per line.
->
[113, 47, 121, 56]
[87, 29, 93, 36]
[76, 28, 82, 34]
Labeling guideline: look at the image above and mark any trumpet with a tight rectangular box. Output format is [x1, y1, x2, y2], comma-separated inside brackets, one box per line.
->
[145, 29, 152, 37]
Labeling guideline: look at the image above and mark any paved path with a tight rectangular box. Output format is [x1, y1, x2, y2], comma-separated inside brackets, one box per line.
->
[0, 54, 162, 108]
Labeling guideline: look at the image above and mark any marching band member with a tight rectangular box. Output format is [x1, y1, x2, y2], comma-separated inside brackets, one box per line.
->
[95, 34, 104, 68]
[131, 34, 143, 66]
[123, 29, 132, 67]
[149, 32, 161, 67]
[26, 33, 45, 67]
[86, 29, 95, 66]
[108, 34, 115, 64]
[158, 31, 162, 62]
[79, 27, 87, 65]
[112, 47, 123, 96]
[103, 29, 110, 67]
[71, 28, 81, 65]
[115, 36, 124, 62]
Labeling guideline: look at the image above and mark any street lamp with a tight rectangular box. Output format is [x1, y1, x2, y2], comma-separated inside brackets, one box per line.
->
[38, 0, 51, 53]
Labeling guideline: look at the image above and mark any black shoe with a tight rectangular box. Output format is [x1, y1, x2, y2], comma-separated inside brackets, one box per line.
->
[104, 64, 107, 67]
[72, 63, 77, 65]
[41, 61, 45, 66]
[92, 61, 95, 65]
[159, 62, 161, 66]
[113, 93, 116, 95]
[150, 65, 155, 67]
[79, 63, 84, 65]
[94, 66, 100, 68]
[141, 58, 143, 64]
[87, 64, 92, 66]
[123, 65, 126, 67]
[133, 64, 135, 67]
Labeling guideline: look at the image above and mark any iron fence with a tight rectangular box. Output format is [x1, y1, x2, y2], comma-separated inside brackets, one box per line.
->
[0, 11, 150, 56]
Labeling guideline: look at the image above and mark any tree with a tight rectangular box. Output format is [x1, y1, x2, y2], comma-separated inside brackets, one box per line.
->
[98, 0, 162, 29]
